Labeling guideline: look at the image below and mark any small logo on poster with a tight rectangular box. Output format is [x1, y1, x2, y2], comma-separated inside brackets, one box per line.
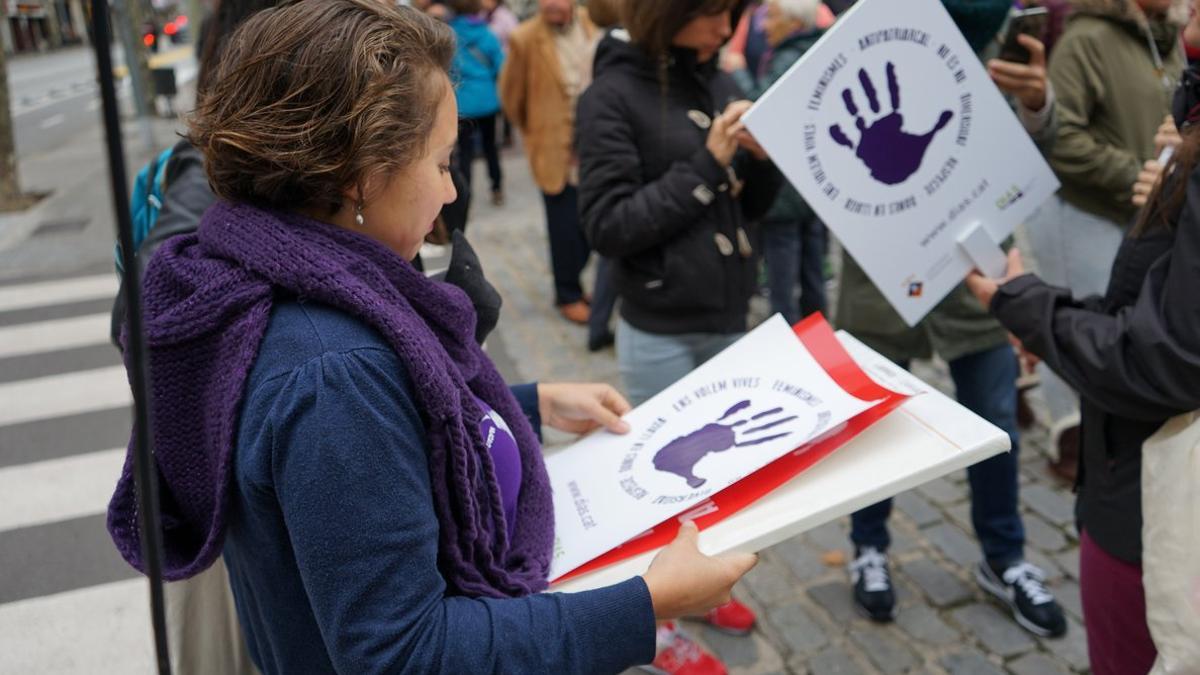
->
[995, 184, 1027, 211]
[907, 281, 924, 298]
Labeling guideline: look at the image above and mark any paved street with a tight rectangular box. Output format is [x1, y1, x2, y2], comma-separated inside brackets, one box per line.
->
[9, 44, 196, 159]
[0, 55, 1089, 672]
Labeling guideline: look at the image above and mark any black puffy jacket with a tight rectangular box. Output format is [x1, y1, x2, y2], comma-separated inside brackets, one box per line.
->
[577, 31, 782, 335]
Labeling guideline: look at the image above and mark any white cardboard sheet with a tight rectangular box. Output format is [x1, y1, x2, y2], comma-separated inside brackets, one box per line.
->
[554, 332, 1011, 592]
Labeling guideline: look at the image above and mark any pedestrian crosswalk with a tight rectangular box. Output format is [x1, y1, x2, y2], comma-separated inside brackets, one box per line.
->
[0, 273, 152, 673]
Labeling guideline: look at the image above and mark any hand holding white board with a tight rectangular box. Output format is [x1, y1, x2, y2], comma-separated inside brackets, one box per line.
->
[743, 0, 1059, 325]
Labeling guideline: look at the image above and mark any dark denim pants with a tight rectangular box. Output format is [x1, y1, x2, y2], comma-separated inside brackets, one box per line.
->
[457, 114, 502, 194]
[542, 186, 590, 306]
[762, 216, 828, 324]
[850, 344, 1025, 567]
[588, 255, 618, 343]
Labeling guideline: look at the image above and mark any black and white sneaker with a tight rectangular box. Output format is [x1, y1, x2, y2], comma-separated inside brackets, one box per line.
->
[976, 560, 1067, 638]
[849, 547, 897, 622]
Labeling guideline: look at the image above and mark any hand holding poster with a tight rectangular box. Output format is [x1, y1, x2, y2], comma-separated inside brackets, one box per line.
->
[743, 0, 1059, 325]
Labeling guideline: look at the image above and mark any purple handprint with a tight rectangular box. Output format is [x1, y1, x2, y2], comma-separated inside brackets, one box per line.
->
[652, 400, 797, 489]
[829, 63, 954, 186]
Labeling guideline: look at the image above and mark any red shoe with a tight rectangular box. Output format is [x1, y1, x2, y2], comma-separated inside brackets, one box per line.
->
[702, 599, 756, 635]
[643, 623, 727, 675]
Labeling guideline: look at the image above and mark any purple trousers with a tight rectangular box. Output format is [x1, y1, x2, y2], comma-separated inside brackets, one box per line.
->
[1080, 529, 1157, 675]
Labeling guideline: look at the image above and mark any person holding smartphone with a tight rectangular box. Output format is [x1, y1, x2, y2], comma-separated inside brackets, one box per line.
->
[1021, 0, 1186, 480]
[966, 55, 1200, 673]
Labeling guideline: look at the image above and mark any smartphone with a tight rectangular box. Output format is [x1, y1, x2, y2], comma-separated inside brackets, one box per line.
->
[998, 7, 1049, 64]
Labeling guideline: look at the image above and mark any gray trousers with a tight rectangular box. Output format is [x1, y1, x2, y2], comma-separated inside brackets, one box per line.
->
[1024, 194, 1125, 438]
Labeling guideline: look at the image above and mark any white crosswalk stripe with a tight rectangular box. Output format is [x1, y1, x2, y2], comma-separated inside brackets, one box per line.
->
[0, 274, 119, 313]
[0, 313, 111, 359]
[0, 449, 125, 533]
[0, 580, 154, 674]
[0, 366, 131, 428]
[0, 273, 149, 674]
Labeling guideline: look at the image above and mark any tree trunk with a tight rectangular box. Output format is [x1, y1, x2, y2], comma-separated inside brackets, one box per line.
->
[114, 0, 155, 114]
[0, 2, 22, 206]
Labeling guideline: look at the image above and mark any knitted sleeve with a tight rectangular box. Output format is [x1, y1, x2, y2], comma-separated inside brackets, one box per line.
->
[249, 347, 656, 674]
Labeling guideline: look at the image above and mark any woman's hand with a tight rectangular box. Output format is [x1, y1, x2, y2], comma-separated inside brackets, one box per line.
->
[1009, 332, 1041, 372]
[986, 35, 1048, 112]
[537, 382, 631, 435]
[707, 100, 753, 168]
[736, 128, 770, 161]
[720, 50, 748, 74]
[965, 248, 1026, 309]
[1133, 159, 1166, 207]
[641, 521, 758, 620]
[1154, 114, 1182, 156]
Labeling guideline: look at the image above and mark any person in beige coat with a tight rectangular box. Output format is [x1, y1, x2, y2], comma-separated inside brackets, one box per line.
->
[500, 0, 597, 324]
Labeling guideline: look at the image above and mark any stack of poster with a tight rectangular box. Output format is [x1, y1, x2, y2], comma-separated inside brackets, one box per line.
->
[547, 314, 910, 582]
[552, 320, 1013, 592]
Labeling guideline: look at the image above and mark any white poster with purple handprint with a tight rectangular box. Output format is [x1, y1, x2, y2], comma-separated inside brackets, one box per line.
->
[545, 315, 878, 579]
[742, 0, 1059, 326]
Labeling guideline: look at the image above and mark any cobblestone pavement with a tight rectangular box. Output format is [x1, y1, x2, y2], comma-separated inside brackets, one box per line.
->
[469, 147, 1088, 675]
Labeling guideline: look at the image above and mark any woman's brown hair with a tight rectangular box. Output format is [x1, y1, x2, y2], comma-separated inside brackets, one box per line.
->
[189, 0, 455, 214]
[587, 0, 626, 30]
[622, 0, 746, 58]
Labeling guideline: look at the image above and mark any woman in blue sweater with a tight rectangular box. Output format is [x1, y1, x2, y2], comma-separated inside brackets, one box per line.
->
[105, 2, 756, 673]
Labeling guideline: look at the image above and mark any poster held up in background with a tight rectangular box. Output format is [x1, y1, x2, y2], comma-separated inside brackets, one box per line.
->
[743, 0, 1059, 326]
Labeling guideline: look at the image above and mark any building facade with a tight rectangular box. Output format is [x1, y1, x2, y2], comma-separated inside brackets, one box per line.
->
[4, 0, 89, 54]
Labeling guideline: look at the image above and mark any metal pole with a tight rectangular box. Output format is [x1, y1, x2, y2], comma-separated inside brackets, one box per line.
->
[90, 2, 171, 673]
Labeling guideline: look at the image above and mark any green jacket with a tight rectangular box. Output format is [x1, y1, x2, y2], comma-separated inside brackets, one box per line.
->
[834, 34, 1060, 364]
[733, 29, 823, 225]
[1046, 0, 1185, 225]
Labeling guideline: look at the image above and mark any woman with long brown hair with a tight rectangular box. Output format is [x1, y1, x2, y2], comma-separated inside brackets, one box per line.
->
[577, 1, 781, 672]
[106, 2, 758, 673]
[967, 48, 1200, 675]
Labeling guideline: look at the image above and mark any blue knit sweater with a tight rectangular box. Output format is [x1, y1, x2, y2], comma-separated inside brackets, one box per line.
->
[223, 300, 656, 674]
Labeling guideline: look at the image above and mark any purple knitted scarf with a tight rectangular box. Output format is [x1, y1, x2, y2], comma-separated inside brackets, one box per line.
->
[107, 201, 554, 598]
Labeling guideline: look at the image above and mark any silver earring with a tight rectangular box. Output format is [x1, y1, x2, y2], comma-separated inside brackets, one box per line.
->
[355, 202, 365, 227]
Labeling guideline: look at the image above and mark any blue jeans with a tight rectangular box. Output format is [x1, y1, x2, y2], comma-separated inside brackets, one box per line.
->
[616, 318, 742, 406]
[762, 216, 828, 324]
[850, 345, 1025, 567]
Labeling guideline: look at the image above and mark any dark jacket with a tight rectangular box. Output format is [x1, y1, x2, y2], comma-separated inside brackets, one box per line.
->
[110, 140, 215, 345]
[991, 165, 1200, 563]
[577, 32, 783, 335]
[731, 28, 824, 226]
